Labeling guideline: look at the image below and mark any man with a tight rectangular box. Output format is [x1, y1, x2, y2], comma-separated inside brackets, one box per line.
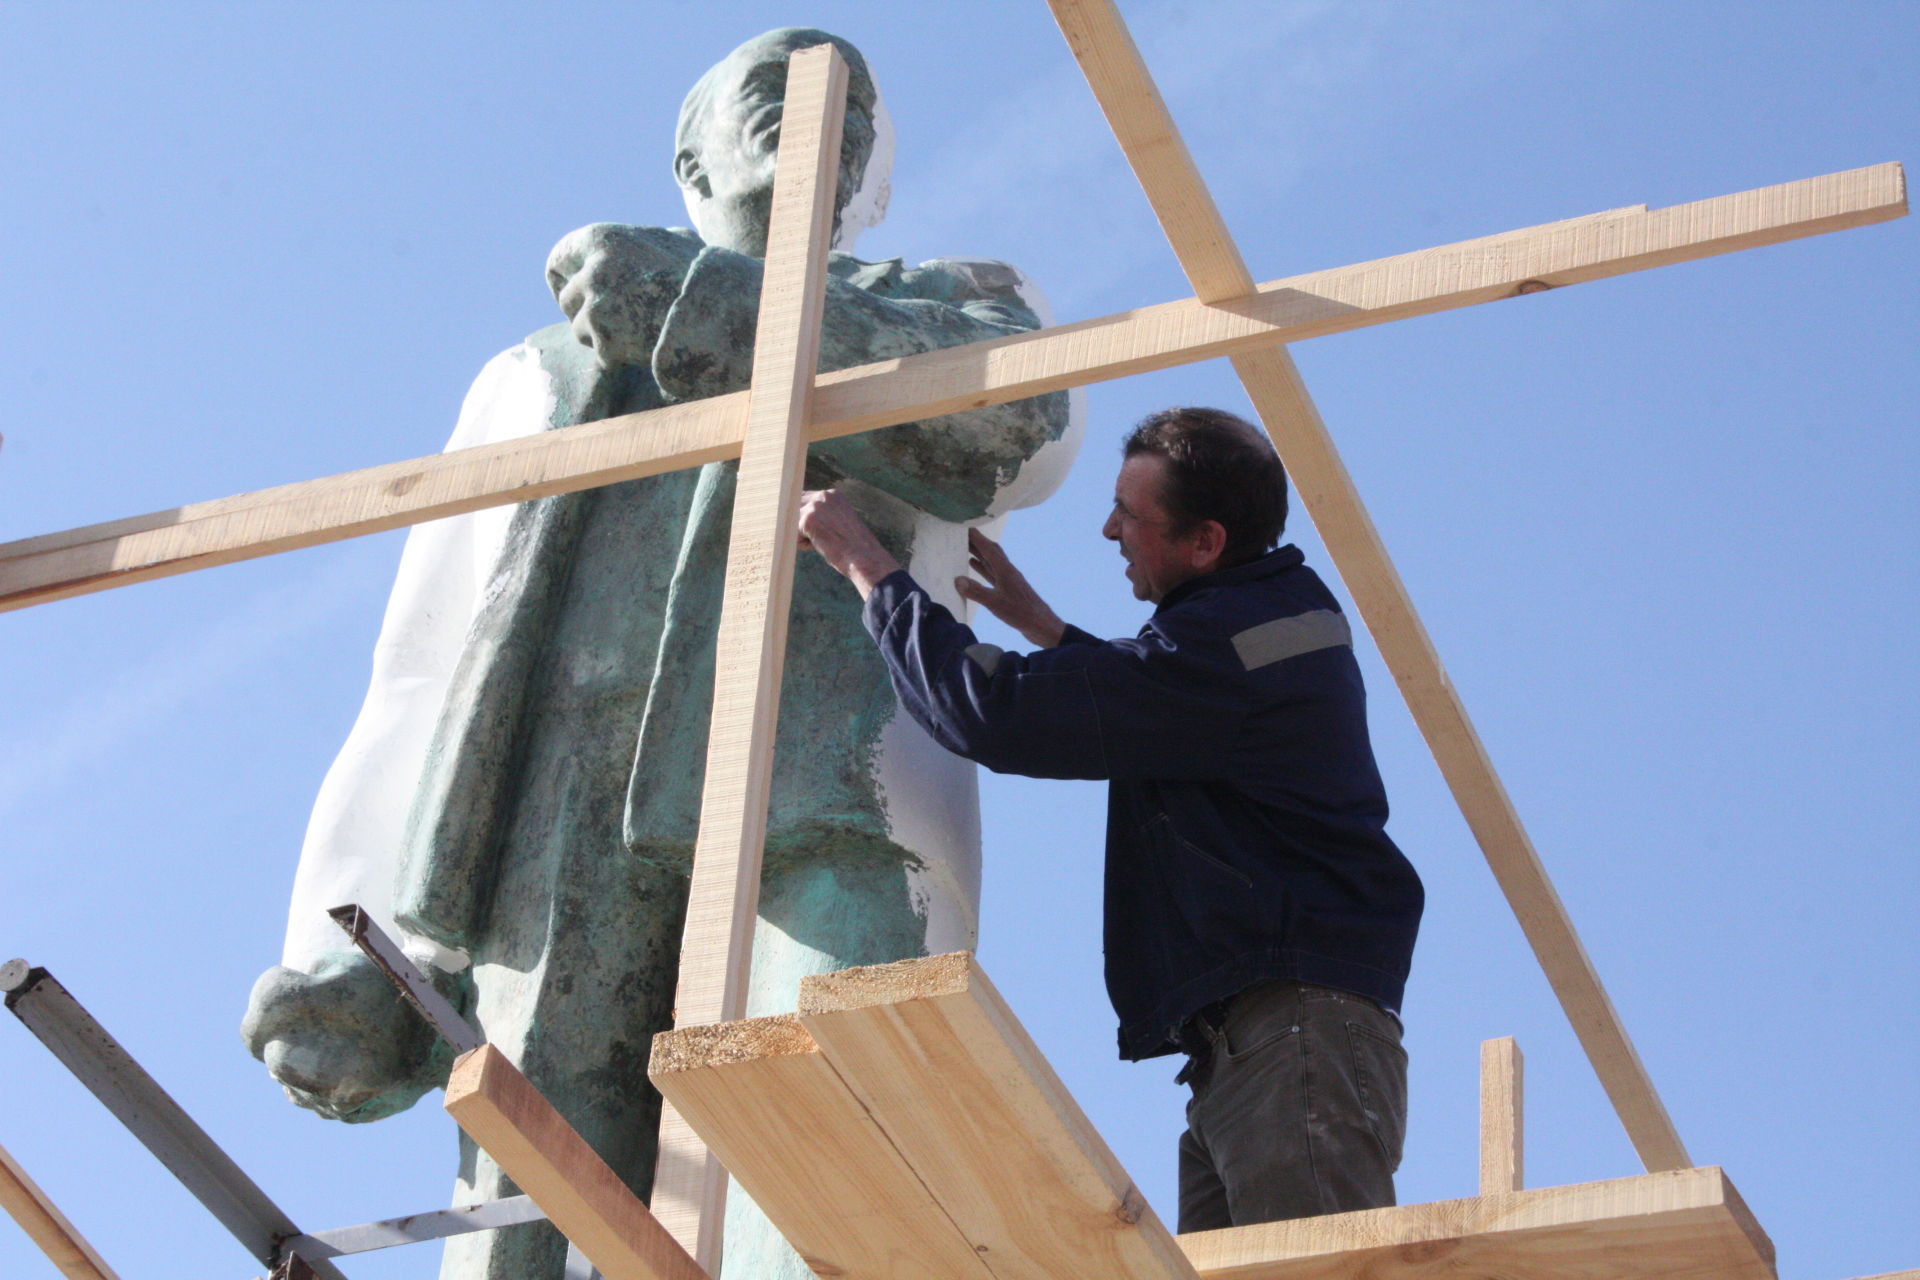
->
[798, 406, 1422, 1230]
[243, 29, 1074, 1280]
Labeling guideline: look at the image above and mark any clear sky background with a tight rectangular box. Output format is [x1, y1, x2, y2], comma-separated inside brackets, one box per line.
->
[1, 3, 1914, 1277]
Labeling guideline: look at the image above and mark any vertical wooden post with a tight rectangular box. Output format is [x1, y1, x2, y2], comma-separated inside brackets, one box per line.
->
[648, 42, 850, 1272]
[1479, 1037, 1525, 1195]
[0, 1139, 120, 1280]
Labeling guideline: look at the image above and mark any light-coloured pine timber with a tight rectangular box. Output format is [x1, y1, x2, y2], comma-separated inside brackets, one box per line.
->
[1047, 0, 1253, 304]
[650, 1015, 993, 1280]
[1177, 1166, 1773, 1280]
[1479, 1036, 1524, 1194]
[0, 162, 1901, 614]
[1049, 0, 1694, 1172]
[441, 1045, 707, 1280]
[649, 43, 849, 1271]
[797, 953, 1199, 1280]
[0, 1139, 120, 1280]
[1232, 342, 1689, 1171]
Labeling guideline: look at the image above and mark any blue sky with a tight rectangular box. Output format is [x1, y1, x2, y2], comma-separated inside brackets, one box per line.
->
[1, 3, 1915, 1277]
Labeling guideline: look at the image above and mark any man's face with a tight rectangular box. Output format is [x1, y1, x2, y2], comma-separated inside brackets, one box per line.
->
[1102, 453, 1211, 603]
[679, 33, 875, 257]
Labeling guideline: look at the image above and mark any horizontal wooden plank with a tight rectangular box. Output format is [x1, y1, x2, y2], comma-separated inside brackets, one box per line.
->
[649, 1015, 992, 1280]
[797, 953, 1198, 1280]
[1, 161, 1902, 612]
[1178, 1166, 1773, 1280]
[442, 1045, 707, 1280]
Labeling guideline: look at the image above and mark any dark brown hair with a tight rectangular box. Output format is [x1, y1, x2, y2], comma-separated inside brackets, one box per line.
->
[1122, 407, 1288, 567]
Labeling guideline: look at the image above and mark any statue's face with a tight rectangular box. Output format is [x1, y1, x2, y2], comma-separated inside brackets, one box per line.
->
[677, 31, 876, 256]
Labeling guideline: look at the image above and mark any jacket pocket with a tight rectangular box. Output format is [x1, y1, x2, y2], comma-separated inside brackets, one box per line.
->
[1150, 812, 1254, 889]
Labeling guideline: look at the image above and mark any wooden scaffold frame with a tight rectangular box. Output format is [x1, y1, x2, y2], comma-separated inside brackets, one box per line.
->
[0, 4, 1909, 1279]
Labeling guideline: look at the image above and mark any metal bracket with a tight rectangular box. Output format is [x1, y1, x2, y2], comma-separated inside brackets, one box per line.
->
[0, 959, 347, 1280]
[327, 904, 484, 1055]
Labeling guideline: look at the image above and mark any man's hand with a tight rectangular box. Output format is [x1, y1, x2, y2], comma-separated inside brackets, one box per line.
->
[545, 223, 702, 369]
[797, 489, 902, 599]
[956, 527, 1067, 648]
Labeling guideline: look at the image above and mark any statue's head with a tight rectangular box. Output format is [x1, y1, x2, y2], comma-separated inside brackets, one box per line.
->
[674, 28, 892, 256]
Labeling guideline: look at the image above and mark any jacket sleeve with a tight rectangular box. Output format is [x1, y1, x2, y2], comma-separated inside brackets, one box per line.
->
[863, 572, 1251, 781]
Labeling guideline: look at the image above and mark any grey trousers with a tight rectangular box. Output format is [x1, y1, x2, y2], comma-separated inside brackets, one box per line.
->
[1176, 978, 1408, 1232]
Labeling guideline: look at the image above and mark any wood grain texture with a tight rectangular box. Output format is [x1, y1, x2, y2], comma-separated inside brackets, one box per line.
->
[441, 1046, 707, 1280]
[650, 1015, 993, 1280]
[1, 162, 1901, 614]
[1479, 1037, 1524, 1194]
[1177, 1166, 1774, 1280]
[648, 42, 848, 1272]
[1230, 341, 1690, 1170]
[1047, 0, 1255, 304]
[0, 1140, 120, 1280]
[1047, 0, 1710, 1173]
[797, 953, 1199, 1280]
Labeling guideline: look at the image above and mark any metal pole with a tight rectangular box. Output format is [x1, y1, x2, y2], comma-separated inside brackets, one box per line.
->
[0, 959, 346, 1280]
[327, 904, 483, 1054]
[285, 1194, 546, 1258]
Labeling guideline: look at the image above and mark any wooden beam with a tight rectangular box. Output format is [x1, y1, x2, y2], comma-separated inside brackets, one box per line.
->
[650, 1015, 993, 1280]
[1479, 1037, 1524, 1194]
[1232, 342, 1691, 1170]
[1177, 1166, 1773, 1280]
[0, 1139, 120, 1280]
[649, 42, 848, 1271]
[441, 1045, 707, 1280]
[0, 163, 1901, 614]
[796, 953, 1199, 1280]
[1047, 0, 1255, 304]
[1048, 0, 1706, 1171]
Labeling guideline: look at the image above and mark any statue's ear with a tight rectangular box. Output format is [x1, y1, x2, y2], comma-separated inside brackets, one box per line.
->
[674, 148, 710, 199]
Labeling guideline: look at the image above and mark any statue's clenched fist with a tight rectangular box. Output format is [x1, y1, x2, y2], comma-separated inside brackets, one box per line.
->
[241, 950, 468, 1123]
[545, 223, 702, 368]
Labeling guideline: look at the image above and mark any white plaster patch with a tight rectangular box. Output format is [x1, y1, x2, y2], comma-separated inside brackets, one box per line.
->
[280, 345, 557, 974]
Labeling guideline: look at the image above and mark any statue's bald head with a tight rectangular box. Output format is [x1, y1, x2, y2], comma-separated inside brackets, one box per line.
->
[673, 28, 881, 256]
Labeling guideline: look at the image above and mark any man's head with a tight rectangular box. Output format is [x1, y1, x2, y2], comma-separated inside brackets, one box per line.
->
[674, 28, 883, 257]
[1102, 407, 1288, 603]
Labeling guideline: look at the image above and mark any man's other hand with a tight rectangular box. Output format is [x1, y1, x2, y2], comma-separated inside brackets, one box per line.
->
[545, 223, 701, 369]
[957, 527, 1067, 648]
[797, 489, 902, 599]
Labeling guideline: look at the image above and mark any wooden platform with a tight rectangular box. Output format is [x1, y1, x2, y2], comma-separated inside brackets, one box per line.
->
[1182, 1167, 1771, 1280]
[650, 954, 1775, 1280]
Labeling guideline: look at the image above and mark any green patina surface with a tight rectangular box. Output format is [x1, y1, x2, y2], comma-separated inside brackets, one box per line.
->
[242, 27, 1070, 1280]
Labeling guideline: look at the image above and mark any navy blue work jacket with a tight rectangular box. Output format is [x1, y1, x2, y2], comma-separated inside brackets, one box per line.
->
[862, 545, 1423, 1060]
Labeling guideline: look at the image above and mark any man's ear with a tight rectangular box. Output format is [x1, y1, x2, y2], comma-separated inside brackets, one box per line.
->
[673, 148, 710, 198]
[1188, 519, 1229, 572]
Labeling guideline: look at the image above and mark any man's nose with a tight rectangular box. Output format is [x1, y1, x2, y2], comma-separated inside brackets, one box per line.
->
[1101, 511, 1120, 541]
